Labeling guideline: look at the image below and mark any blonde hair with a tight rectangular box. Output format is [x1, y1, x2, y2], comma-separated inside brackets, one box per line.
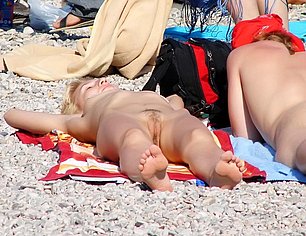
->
[61, 78, 85, 114]
[254, 31, 295, 55]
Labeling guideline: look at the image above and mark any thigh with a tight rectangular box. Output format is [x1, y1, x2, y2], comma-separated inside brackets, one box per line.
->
[257, 0, 288, 29]
[274, 104, 306, 166]
[160, 110, 215, 162]
[225, 0, 260, 22]
[96, 113, 150, 160]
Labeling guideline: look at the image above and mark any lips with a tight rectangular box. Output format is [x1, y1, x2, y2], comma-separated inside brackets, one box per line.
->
[101, 84, 114, 92]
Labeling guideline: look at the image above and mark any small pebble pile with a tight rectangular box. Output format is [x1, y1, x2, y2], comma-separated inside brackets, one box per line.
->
[0, 2, 305, 235]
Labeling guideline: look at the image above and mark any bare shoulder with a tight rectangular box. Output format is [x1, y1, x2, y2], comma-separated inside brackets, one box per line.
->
[228, 42, 286, 66]
[227, 47, 245, 68]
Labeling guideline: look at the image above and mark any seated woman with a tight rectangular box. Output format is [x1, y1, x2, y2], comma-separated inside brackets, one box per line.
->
[227, 13, 306, 174]
[4, 78, 246, 191]
[224, 0, 289, 29]
[183, 0, 289, 31]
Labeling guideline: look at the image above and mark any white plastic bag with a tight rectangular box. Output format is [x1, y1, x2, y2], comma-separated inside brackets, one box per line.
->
[28, 0, 71, 31]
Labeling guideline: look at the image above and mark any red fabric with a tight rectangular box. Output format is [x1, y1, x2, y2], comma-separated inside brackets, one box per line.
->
[232, 14, 305, 52]
[213, 130, 234, 153]
[16, 130, 266, 183]
[15, 131, 55, 151]
[188, 43, 219, 104]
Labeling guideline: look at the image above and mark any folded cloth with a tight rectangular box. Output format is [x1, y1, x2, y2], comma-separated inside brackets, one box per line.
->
[15, 129, 266, 186]
[231, 14, 305, 51]
[231, 136, 306, 183]
[3, 0, 173, 80]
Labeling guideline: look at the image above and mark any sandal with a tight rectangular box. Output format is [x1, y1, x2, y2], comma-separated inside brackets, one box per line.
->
[49, 14, 94, 33]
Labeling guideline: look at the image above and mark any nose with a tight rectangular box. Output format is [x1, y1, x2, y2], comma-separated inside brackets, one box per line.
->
[98, 78, 108, 86]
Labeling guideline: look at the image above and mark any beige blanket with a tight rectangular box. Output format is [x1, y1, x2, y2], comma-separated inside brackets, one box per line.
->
[3, 0, 173, 81]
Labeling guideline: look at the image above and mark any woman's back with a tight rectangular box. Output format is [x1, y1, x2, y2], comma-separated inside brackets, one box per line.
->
[228, 40, 306, 144]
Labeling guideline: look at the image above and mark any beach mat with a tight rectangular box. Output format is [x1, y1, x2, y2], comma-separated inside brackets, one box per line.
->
[15, 130, 266, 186]
[231, 136, 306, 183]
[164, 21, 306, 42]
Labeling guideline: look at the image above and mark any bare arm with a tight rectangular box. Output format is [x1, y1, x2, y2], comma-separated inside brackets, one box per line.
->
[227, 50, 261, 141]
[4, 108, 79, 134]
[166, 94, 184, 110]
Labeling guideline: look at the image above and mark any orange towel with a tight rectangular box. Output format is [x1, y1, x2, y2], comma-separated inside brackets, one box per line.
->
[16, 129, 266, 185]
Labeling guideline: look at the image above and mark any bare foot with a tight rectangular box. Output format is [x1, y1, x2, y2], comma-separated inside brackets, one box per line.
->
[209, 151, 245, 189]
[53, 14, 82, 29]
[138, 145, 173, 192]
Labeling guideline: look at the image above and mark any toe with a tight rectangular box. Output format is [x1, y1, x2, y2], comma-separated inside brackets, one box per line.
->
[138, 164, 144, 171]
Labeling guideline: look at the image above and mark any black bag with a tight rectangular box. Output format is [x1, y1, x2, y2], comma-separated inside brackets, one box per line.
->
[142, 37, 231, 128]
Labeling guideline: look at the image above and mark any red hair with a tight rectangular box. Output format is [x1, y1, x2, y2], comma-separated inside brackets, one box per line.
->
[231, 14, 305, 52]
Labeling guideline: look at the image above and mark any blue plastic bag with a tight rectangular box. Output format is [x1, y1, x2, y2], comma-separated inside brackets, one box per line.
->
[28, 0, 71, 31]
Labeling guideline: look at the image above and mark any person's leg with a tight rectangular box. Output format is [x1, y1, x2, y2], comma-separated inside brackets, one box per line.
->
[224, 0, 260, 23]
[295, 140, 306, 173]
[257, 0, 289, 30]
[96, 113, 172, 191]
[273, 107, 306, 174]
[53, 0, 104, 29]
[160, 110, 245, 189]
[53, 14, 84, 29]
[225, 0, 288, 28]
[276, 129, 306, 174]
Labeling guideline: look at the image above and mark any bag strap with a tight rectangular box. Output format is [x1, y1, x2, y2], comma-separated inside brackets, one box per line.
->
[142, 43, 174, 91]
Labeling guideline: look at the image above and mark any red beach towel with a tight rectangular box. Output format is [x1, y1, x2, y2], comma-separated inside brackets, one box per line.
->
[16, 129, 266, 185]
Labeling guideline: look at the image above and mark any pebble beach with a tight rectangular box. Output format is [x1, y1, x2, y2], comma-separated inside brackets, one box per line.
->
[0, 1, 305, 235]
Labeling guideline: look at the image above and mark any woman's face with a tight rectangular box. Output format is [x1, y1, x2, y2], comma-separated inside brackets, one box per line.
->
[73, 78, 118, 111]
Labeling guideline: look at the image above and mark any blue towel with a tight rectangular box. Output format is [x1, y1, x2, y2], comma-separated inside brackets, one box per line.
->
[289, 21, 306, 42]
[231, 136, 306, 183]
[164, 21, 306, 42]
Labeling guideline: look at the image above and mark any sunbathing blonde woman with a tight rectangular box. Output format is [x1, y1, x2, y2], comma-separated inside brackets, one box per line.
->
[4, 78, 245, 191]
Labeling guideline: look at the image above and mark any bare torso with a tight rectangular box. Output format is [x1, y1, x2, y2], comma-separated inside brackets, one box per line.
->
[232, 41, 306, 147]
[73, 90, 186, 157]
[83, 90, 174, 119]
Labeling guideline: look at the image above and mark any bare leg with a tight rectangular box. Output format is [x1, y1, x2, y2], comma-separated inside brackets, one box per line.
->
[139, 145, 173, 191]
[97, 114, 172, 191]
[160, 110, 245, 189]
[295, 139, 306, 174]
[257, 0, 289, 30]
[295, 139, 306, 175]
[276, 126, 306, 174]
[225, 0, 288, 29]
[53, 14, 82, 29]
[225, 0, 260, 23]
